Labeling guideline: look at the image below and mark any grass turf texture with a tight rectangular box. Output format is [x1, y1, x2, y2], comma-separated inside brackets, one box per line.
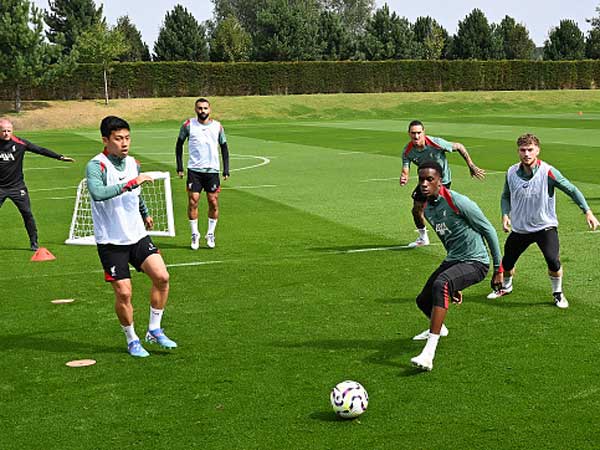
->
[2, 91, 600, 449]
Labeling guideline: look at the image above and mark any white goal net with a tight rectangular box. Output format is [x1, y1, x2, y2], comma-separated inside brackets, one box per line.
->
[65, 171, 176, 245]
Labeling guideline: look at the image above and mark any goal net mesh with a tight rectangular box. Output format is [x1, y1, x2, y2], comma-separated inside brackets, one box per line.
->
[65, 171, 175, 245]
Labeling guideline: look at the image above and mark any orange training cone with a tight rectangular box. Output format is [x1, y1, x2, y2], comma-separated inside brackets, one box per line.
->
[30, 247, 56, 262]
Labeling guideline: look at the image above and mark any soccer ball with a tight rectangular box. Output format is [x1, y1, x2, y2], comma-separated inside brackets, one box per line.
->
[330, 380, 368, 419]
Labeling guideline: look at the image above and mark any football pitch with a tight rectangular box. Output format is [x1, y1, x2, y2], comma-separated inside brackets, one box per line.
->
[2, 92, 600, 449]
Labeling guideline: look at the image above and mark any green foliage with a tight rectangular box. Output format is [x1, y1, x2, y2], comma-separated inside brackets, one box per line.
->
[209, 15, 252, 62]
[452, 8, 493, 60]
[361, 4, 419, 60]
[586, 28, 600, 59]
[44, 0, 104, 55]
[413, 16, 447, 60]
[254, 0, 323, 61]
[317, 10, 356, 60]
[211, 0, 267, 35]
[494, 16, 535, 60]
[115, 16, 150, 62]
[0, 0, 67, 112]
[319, 0, 375, 34]
[544, 19, 585, 61]
[153, 5, 209, 62]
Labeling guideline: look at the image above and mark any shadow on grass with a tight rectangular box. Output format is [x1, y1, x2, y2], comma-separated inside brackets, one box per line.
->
[0, 101, 51, 114]
[0, 330, 119, 355]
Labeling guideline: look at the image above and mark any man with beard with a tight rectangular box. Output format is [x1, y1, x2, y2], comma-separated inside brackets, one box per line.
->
[176, 98, 230, 250]
[0, 117, 74, 250]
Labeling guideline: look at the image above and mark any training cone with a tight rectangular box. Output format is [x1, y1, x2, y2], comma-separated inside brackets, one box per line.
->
[31, 247, 56, 262]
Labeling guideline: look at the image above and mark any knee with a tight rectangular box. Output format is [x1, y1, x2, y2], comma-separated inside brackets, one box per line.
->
[114, 284, 132, 304]
[154, 271, 170, 289]
[547, 258, 561, 273]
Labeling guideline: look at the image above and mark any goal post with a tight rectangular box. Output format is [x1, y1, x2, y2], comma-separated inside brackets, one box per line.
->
[65, 171, 176, 245]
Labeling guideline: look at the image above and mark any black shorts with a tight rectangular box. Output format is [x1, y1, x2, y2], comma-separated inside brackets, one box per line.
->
[412, 182, 451, 203]
[0, 186, 33, 214]
[502, 227, 561, 272]
[96, 235, 159, 281]
[186, 171, 221, 194]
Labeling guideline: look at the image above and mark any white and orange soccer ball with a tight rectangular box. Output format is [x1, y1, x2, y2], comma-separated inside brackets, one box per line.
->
[330, 380, 368, 419]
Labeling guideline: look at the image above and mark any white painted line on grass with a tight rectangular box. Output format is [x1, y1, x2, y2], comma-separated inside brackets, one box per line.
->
[230, 155, 271, 172]
[167, 260, 224, 268]
[28, 186, 79, 192]
[330, 243, 440, 254]
[48, 196, 76, 200]
[223, 184, 277, 190]
[361, 177, 398, 182]
[24, 166, 70, 171]
[338, 151, 364, 155]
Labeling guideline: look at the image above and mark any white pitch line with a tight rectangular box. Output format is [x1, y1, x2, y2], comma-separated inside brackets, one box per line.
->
[361, 177, 398, 182]
[24, 166, 70, 171]
[48, 196, 76, 200]
[167, 260, 224, 268]
[230, 155, 270, 172]
[338, 151, 364, 155]
[223, 184, 277, 190]
[331, 243, 440, 254]
[29, 185, 79, 192]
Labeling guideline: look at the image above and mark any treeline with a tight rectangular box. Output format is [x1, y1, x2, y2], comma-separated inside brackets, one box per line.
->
[3, 0, 600, 110]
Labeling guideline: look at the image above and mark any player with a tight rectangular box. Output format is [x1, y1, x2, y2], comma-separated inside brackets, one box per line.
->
[400, 120, 485, 248]
[176, 97, 230, 250]
[86, 116, 176, 358]
[0, 117, 74, 250]
[487, 133, 599, 308]
[411, 161, 503, 371]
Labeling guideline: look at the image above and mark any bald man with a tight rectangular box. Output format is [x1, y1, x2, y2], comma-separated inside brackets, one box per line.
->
[0, 118, 74, 250]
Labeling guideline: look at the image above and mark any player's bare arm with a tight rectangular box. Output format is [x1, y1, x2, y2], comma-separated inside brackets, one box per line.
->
[135, 173, 154, 186]
[502, 214, 511, 233]
[144, 216, 154, 230]
[585, 210, 600, 230]
[452, 142, 485, 179]
[399, 166, 410, 186]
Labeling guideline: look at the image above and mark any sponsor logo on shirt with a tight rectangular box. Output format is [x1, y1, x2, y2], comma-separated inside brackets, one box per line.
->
[0, 152, 15, 161]
[435, 222, 451, 236]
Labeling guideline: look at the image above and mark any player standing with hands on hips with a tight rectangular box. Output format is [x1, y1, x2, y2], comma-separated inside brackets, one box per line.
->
[400, 120, 485, 248]
[410, 161, 503, 372]
[487, 133, 599, 308]
[87, 116, 176, 358]
[0, 117, 74, 250]
[176, 98, 230, 250]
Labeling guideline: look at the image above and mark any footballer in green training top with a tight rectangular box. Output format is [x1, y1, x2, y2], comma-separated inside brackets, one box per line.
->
[400, 120, 485, 248]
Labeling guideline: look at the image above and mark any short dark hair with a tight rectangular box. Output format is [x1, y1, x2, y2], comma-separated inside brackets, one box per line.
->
[517, 133, 540, 147]
[408, 120, 424, 131]
[418, 160, 443, 178]
[195, 97, 210, 106]
[100, 116, 130, 138]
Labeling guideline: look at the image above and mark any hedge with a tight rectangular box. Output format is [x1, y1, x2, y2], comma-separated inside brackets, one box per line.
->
[6, 59, 600, 101]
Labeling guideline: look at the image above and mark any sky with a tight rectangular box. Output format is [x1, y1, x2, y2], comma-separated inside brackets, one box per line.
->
[31, 0, 599, 49]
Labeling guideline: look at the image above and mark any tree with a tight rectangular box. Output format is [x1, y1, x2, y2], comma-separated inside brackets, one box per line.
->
[44, 0, 104, 55]
[253, 0, 322, 61]
[361, 4, 418, 60]
[317, 10, 355, 60]
[543, 19, 585, 60]
[452, 8, 493, 59]
[153, 5, 209, 61]
[115, 16, 150, 62]
[209, 15, 252, 62]
[211, 0, 267, 35]
[0, 0, 67, 112]
[586, 5, 600, 58]
[494, 16, 535, 59]
[413, 16, 447, 60]
[73, 23, 129, 105]
[319, 0, 375, 34]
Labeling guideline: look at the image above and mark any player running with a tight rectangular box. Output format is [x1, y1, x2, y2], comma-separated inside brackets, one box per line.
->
[411, 161, 503, 372]
[400, 120, 485, 248]
[176, 97, 230, 250]
[87, 116, 176, 357]
[487, 133, 599, 308]
[0, 117, 74, 250]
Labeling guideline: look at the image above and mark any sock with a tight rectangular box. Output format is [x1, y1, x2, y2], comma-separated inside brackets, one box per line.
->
[189, 219, 199, 236]
[440, 324, 448, 336]
[423, 333, 440, 357]
[121, 323, 139, 345]
[417, 228, 427, 239]
[503, 275, 513, 289]
[149, 307, 164, 331]
[207, 218, 217, 235]
[550, 275, 562, 293]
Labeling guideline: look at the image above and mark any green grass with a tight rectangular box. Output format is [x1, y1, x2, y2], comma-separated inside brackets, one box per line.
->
[2, 92, 600, 449]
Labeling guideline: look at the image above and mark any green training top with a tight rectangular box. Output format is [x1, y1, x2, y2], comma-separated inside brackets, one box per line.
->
[424, 186, 502, 269]
[402, 136, 453, 185]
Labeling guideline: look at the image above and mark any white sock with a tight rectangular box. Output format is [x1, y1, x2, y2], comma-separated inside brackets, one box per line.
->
[503, 275, 513, 289]
[189, 219, 199, 236]
[440, 324, 448, 335]
[418, 228, 427, 239]
[121, 323, 139, 345]
[207, 218, 217, 235]
[550, 275, 562, 293]
[423, 333, 440, 356]
[149, 307, 164, 331]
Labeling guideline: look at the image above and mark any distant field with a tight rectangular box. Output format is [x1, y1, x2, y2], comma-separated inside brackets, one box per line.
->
[2, 92, 600, 449]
